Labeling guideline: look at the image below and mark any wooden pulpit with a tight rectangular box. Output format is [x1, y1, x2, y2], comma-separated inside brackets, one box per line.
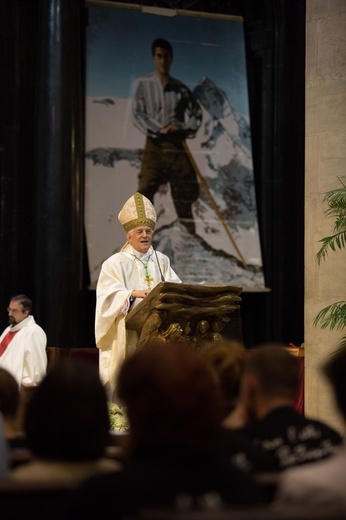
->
[125, 282, 242, 349]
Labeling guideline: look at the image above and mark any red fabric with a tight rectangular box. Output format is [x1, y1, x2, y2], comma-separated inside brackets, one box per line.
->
[0, 330, 18, 356]
[293, 352, 305, 415]
[287, 343, 305, 415]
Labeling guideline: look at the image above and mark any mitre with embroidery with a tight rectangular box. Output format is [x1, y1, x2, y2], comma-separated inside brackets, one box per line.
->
[118, 192, 157, 232]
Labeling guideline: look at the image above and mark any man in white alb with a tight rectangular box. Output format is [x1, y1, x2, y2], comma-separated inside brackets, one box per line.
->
[132, 38, 202, 235]
[0, 294, 47, 387]
[95, 192, 181, 402]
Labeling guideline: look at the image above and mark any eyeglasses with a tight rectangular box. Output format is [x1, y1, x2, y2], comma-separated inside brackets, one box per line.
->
[7, 307, 21, 314]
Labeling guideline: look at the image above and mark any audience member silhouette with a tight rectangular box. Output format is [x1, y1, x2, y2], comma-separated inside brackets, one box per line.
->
[0, 367, 21, 442]
[275, 347, 346, 510]
[202, 340, 277, 476]
[0, 367, 28, 469]
[67, 342, 263, 519]
[0, 414, 8, 481]
[10, 359, 120, 485]
[234, 344, 342, 471]
[201, 340, 246, 421]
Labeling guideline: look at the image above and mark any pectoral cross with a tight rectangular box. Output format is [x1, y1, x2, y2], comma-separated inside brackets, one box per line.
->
[144, 274, 154, 288]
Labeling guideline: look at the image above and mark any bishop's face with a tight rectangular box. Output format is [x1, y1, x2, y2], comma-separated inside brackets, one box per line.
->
[127, 226, 153, 254]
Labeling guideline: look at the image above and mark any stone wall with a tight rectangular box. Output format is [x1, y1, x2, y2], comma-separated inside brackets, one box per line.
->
[305, 0, 346, 434]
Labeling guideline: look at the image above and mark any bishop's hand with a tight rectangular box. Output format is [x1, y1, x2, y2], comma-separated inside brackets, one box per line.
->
[131, 289, 151, 300]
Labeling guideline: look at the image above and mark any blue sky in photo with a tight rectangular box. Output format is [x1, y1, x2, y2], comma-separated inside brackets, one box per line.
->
[86, 5, 249, 117]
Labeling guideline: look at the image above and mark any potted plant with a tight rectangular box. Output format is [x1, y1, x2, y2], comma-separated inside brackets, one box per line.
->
[314, 177, 346, 352]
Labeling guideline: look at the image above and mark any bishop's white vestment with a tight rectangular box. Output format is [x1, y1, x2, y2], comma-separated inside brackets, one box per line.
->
[0, 315, 47, 387]
[95, 244, 181, 402]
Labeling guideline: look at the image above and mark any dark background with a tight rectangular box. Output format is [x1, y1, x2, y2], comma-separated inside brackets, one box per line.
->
[0, 0, 305, 349]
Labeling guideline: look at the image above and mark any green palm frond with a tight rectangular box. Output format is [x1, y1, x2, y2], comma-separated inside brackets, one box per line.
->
[316, 177, 346, 265]
[314, 179, 346, 354]
[316, 231, 346, 264]
[314, 301, 346, 330]
[330, 335, 346, 357]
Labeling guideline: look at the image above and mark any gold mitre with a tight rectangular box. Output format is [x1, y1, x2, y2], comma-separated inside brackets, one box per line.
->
[118, 192, 157, 232]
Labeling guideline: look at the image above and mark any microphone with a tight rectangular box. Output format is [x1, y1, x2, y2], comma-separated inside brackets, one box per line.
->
[155, 250, 165, 282]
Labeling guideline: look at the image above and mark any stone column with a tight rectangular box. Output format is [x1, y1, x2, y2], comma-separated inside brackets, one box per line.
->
[305, 0, 346, 433]
[34, 0, 85, 346]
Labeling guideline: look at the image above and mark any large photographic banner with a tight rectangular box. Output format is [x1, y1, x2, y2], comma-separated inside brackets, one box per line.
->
[85, 2, 266, 289]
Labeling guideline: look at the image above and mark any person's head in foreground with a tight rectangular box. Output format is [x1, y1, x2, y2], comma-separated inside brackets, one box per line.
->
[202, 340, 246, 418]
[324, 347, 346, 422]
[241, 343, 300, 421]
[24, 359, 110, 461]
[0, 367, 20, 438]
[117, 341, 223, 456]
